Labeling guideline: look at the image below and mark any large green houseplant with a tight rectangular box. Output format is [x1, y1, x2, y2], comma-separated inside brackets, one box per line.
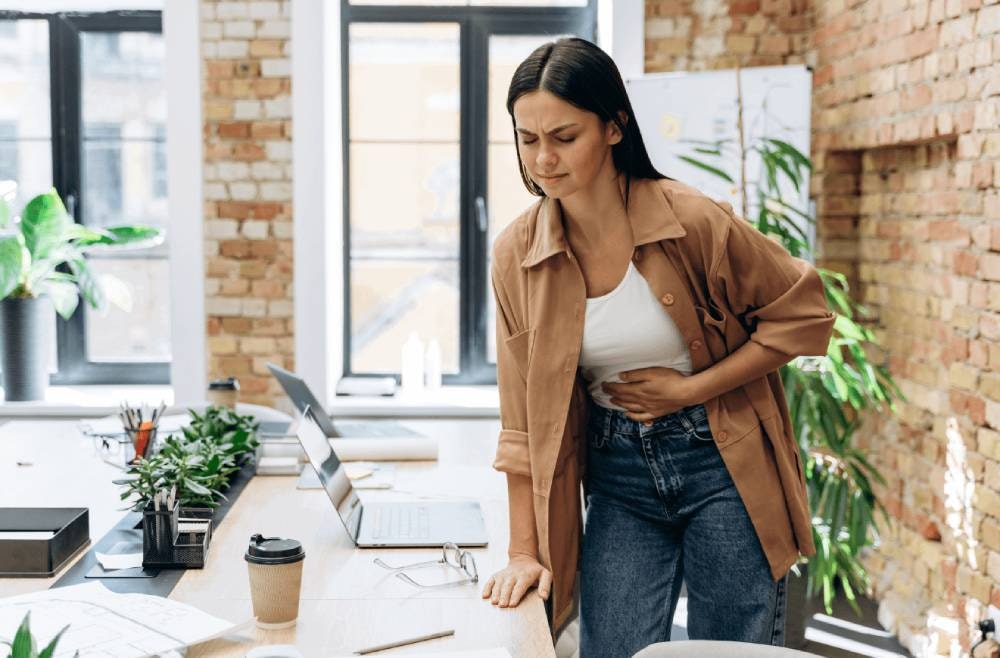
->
[681, 127, 903, 620]
[0, 185, 163, 400]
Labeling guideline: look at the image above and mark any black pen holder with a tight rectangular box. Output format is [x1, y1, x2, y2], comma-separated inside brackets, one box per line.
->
[142, 500, 179, 567]
[173, 507, 213, 568]
[141, 501, 213, 569]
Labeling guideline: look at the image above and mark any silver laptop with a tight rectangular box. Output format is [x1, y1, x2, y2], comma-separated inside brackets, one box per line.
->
[266, 363, 419, 439]
[296, 405, 489, 548]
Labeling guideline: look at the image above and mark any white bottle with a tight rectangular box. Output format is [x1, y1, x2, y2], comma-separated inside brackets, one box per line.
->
[424, 339, 442, 390]
[400, 332, 424, 393]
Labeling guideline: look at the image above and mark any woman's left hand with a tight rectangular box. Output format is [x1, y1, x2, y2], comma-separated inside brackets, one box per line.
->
[601, 367, 702, 423]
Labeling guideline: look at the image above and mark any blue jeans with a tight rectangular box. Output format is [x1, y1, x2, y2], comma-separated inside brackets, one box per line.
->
[579, 400, 787, 658]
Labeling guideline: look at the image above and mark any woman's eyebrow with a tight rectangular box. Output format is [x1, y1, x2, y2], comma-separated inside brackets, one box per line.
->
[514, 123, 579, 136]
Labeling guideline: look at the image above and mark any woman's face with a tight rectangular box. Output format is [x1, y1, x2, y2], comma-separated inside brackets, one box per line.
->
[511, 89, 622, 199]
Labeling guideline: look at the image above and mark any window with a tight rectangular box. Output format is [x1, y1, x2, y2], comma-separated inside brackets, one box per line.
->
[0, 11, 168, 384]
[342, 1, 596, 383]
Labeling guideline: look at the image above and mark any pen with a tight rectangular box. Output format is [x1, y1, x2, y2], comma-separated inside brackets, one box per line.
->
[353, 629, 455, 655]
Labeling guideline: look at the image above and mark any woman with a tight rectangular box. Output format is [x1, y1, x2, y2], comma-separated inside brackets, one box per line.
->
[480, 37, 835, 657]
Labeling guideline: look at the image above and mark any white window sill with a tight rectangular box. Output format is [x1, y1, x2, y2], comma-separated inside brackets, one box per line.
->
[328, 386, 499, 419]
[0, 384, 500, 420]
[0, 385, 176, 419]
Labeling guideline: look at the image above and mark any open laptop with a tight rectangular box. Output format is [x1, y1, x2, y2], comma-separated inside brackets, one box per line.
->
[265, 363, 419, 439]
[296, 405, 488, 547]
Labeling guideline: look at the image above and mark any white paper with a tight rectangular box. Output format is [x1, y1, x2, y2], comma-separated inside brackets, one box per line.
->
[0, 582, 237, 657]
[95, 550, 144, 571]
[330, 437, 438, 461]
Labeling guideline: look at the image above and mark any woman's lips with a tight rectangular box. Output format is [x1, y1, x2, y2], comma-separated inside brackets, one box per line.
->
[537, 174, 567, 182]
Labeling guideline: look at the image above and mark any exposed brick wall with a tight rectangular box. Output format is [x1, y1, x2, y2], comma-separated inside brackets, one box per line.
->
[644, 0, 814, 72]
[201, 0, 293, 407]
[646, 0, 1000, 655]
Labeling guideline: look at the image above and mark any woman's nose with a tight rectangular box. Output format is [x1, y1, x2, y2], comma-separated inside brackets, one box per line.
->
[536, 146, 557, 170]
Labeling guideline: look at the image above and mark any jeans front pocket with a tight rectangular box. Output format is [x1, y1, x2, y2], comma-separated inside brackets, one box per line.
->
[679, 404, 714, 442]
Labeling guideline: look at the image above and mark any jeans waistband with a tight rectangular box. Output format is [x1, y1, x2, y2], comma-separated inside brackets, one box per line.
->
[587, 397, 708, 438]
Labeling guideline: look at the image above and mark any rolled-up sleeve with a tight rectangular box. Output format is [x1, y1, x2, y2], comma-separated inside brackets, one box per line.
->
[712, 204, 835, 357]
[491, 262, 532, 477]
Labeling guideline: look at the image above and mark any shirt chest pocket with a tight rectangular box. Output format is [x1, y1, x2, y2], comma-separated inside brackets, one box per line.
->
[503, 328, 533, 381]
[694, 300, 730, 359]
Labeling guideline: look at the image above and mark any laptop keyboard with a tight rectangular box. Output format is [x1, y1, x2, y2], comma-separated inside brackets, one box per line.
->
[371, 505, 431, 539]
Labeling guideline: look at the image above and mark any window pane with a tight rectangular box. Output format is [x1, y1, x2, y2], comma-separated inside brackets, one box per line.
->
[349, 23, 459, 142]
[485, 34, 562, 363]
[81, 32, 165, 138]
[349, 23, 460, 374]
[351, 260, 459, 374]
[0, 19, 52, 210]
[84, 257, 171, 362]
[81, 30, 168, 364]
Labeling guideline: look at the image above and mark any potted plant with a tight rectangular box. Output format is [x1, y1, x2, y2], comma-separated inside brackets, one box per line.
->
[116, 406, 261, 512]
[0, 184, 163, 401]
[2, 612, 75, 658]
[680, 80, 904, 645]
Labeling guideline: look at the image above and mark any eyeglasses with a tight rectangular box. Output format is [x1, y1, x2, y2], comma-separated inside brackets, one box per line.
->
[374, 542, 479, 589]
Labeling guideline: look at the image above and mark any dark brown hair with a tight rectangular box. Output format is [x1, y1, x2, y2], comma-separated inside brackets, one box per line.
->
[506, 37, 668, 199]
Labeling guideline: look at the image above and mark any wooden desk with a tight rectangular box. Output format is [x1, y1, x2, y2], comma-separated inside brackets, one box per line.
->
[0, 418, 554, 657]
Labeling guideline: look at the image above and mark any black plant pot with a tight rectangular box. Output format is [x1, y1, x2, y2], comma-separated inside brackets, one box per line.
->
[1, 297, 51, 401]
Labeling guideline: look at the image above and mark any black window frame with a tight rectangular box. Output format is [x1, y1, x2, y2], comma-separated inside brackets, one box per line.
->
[341, 1, 596, 385]
[0, 10, 169, 385]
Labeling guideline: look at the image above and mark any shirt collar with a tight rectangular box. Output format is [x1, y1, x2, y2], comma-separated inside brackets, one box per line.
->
[520, 176, 687, 269]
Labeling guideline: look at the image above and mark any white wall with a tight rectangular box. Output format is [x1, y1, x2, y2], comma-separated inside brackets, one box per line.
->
[291, 0, 344, 406]
[165, 0, 205, 405]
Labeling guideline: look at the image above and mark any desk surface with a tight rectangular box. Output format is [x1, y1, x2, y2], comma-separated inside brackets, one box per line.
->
[0, 418, 553, 657]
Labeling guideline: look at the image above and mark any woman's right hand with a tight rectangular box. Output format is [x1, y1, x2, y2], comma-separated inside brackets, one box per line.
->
[481, 554, 552, 608]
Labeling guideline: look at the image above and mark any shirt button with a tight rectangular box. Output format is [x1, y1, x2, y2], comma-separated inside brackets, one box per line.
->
[661, 293, 674, 306]
[690, 340, 702, 350]
[718, 430, 729, 442]
[632, 250, 642, 263]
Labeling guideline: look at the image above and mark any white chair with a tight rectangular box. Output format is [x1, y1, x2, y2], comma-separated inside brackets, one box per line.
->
[634, 640, 822, 657]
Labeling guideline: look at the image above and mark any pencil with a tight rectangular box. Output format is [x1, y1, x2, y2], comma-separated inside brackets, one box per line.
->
[353, 629, 455, 655]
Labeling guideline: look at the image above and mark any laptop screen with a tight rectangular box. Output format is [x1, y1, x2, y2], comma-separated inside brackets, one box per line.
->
[296, 406, 362, 542]
[268, 363, 340, 437]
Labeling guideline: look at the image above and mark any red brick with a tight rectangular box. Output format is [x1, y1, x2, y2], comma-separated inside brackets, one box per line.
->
[232, 143, 266, 161]
[217, 122, 250, 138]
[250, 121, 284, 138]
[205, 61, 234, 79]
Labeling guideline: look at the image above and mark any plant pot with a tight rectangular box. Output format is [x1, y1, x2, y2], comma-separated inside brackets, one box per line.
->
[785, 563, 815, 648]
[0, 297, 51, 401]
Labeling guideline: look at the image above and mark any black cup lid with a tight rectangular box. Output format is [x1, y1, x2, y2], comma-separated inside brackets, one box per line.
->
[209, 377, 240, 391]
[245, 533, 304, 565]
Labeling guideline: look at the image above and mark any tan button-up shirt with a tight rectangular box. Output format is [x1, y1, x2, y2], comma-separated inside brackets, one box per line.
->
[490, 177, 836, 635]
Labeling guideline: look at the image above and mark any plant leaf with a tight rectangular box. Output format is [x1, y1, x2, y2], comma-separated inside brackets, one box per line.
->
[21, 189, 72, 262]
[677, 155, 735, 183]
[76, 225, 164, 251]
[0, 232, 26, 299]
[35, 279, 79, 320]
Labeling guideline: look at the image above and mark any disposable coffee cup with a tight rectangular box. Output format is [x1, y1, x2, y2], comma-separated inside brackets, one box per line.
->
[208, 377, 239, 410]
[245, 533, 305, 629]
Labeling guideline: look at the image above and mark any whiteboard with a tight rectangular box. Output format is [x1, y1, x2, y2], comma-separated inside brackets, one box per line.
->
[626, 65, 814, 247]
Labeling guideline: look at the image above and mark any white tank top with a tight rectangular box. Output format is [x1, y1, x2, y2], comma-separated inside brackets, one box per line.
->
[579, 261, 693, 410]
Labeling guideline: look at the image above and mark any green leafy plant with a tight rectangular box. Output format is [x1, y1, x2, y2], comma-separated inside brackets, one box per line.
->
[682, 131, 904, 614]
[0, 185, 164, 319]
[2, 612, 76, 658]
[115, 406, 261, 511]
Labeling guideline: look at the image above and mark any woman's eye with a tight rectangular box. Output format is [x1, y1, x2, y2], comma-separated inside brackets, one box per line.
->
[521, 138, 537, 145]
[557, 137, 576, 143]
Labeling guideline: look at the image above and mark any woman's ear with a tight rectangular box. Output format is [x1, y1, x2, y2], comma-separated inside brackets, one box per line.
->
[607, 111, 628, 145]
